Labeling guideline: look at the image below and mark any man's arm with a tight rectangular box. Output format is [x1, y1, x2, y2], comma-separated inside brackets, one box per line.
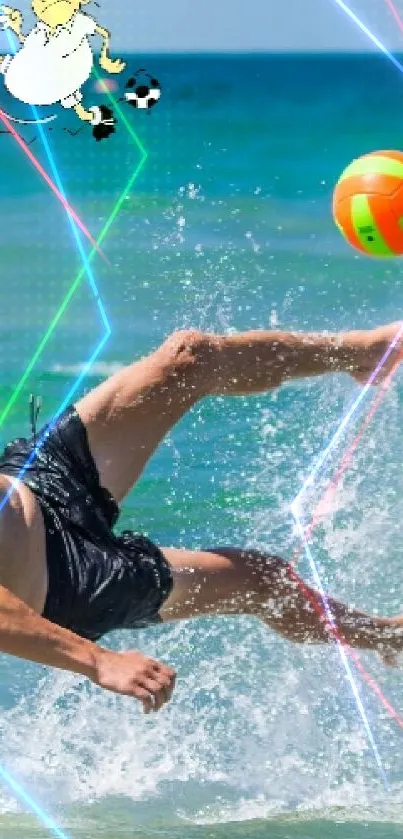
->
[0, 584, 175, 712]
[95, 23, 125, 74]
[0, 583, 97, 675]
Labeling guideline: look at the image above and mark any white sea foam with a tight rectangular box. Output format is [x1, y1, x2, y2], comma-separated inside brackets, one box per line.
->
[48, 362, 125, 378]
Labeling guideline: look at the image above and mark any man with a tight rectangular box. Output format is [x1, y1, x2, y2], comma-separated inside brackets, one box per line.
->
[0, 322, 402, 714]
[0, 0, 125, 139]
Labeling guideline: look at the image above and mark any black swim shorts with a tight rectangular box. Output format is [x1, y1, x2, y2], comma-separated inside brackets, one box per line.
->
[0, 405, 173, 641]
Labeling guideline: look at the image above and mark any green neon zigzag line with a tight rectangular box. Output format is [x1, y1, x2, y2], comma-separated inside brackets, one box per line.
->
[0, 65, 148, 429]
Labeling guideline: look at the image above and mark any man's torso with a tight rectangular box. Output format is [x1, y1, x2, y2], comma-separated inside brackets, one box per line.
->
[4, 12, 96, 105]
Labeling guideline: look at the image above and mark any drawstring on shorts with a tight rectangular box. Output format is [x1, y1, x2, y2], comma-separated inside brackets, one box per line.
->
[29, 394, 46, 495]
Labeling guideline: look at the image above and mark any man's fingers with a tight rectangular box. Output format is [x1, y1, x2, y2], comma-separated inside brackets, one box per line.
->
[141, 678, 169, 711]
[158, 674, 175, 703]
[149, 660, 176, 680]
[149, 663, 176, 701]
[1, 7, 20, 22]
[163, 675, 175, 702]
[134, 687, 153, 713]
[133, 671, 168, 711]
[93, 649, 177, 706]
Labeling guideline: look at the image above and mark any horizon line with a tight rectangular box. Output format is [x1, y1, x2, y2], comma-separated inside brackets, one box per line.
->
[99, 48, 403, 55]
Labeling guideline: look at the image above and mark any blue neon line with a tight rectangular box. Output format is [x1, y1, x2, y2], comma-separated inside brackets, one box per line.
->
[0, 766, 71, 839]
[0, 330, 110, 513]
[30, 118, 110, 332]
[331, 0, 403, 75]
[2, 29, 109, 330]
[293, 512, 389, 789]
[289, 0, 403, 786]
[0, 27, 112, 833]
[293, 325, 403, 509]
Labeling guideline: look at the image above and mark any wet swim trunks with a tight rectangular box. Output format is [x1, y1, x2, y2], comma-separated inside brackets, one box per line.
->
[0, 405, 173, 641]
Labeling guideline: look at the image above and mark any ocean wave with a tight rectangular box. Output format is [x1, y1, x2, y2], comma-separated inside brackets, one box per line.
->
[47, 362, 125, 378]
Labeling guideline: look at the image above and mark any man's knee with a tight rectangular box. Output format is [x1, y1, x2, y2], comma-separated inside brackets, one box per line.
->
[158, 329, 221, 395]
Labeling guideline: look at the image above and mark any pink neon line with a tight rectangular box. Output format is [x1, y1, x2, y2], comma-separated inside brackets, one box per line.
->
[384, 0, 403, 36]
[311, 0, 403, 724]
[287, 563, 403, 728]
[307, 0, 403, 723]
[0, 109, 107, 264]
[321, 362, 399, 507]
[301, 356, 402, 544]
[292, 349, 403, 728]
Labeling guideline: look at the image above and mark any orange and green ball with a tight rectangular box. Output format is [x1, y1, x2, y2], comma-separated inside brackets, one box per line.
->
[333, 150, 403, 257]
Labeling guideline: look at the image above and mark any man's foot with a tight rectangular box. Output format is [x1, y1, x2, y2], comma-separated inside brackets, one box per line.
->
[375, 615, 403, 667]
[89, 105, 116, 142]
[343, 321, 403, 385]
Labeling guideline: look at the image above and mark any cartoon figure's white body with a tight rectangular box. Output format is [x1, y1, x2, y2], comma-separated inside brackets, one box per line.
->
[2, 11, 96, 108]
[0, 1, 125, 138]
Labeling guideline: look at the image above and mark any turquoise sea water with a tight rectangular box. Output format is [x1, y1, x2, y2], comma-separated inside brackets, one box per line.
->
[1, 53, 403, 837]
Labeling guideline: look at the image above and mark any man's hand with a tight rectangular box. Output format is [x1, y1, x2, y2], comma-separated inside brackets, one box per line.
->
[99, 55, 126, 74]
[95, 24, 126, 75]
[0, 580, 176, 711]
[1, 5, 23, 36]
[344, 321, 403, 385]
[92, 648, 176, 713]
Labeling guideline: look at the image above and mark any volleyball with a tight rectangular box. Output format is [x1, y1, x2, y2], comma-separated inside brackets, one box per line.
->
[333, 150, 403, 257]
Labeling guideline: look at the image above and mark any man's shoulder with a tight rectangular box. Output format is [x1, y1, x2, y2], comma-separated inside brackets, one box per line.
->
[75, 11, 97, 35]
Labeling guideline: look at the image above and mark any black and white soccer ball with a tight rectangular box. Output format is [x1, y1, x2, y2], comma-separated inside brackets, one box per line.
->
[124, 69, 161, 110]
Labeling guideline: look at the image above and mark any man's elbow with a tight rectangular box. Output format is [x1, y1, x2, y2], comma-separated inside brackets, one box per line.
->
[95, 24, 109, 39]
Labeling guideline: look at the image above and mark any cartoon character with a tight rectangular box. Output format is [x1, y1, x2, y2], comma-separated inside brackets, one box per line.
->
[0, 1, 126, 140]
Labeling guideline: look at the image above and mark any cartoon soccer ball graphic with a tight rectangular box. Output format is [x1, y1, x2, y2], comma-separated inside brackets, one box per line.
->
[124, 69, 161, 110]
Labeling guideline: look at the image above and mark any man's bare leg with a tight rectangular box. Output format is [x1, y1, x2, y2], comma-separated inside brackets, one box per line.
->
[75, 330, 206, 502]
[0, 324, 397, 708]
[160, 547, 403, 658]
[75, 323, 403, 503]
[74, 103, 93, 123]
